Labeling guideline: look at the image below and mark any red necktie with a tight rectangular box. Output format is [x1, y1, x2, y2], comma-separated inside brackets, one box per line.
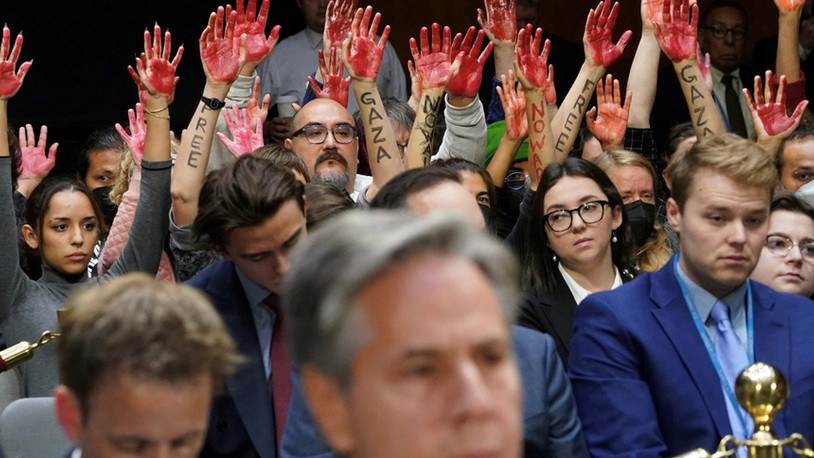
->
[264, 294, 292, 452]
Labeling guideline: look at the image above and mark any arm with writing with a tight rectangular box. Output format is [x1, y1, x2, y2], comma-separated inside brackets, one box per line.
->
[406, 24, 463, 168]
[487, 71, 528, 187]
[171, 6, 248, 226]
[341, 6, 402, 199]
[551, 0, 632, 158]
[515, 26, 555, 189]
[744, 71, 808, 156]
[653, 0, 724, 138]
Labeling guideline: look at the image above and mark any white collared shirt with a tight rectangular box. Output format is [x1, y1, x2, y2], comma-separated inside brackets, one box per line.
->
[710, 66, 755, 139]
[559, 263, 623, 305]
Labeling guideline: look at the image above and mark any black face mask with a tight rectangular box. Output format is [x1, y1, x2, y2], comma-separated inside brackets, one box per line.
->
[91, 185, 118, 228]
[624, 200, 656, 246]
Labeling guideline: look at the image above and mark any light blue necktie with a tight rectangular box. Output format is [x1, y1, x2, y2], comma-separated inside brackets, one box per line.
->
[710, 300, 753, 452]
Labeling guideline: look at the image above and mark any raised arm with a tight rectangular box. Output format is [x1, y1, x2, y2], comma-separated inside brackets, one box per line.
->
[652, 0, 725, 138]
[478, 0, 517, 87]
[0, 25, 34, 323]
[551, 0, 632, 157]
[406, 24, 463, 168]
[487, 71, 528, 187]
[585, 74, 632, 152]
[514, 26, 555, 188]
[341, 6, 402, 199]
[626, 0, 661, 128]
[744, 71, 808, 156]
[776, 0, 806, 83]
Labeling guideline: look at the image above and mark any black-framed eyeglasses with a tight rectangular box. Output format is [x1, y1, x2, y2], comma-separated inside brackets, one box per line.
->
[704, 24, 747, 41]
[543, 200, 610, 232]
[765, 234, 814, 265]
[291, 124, 356, 144]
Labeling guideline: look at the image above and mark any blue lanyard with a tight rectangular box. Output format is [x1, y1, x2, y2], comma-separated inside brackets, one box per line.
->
[712, 92, 733, 132]
[673, 256, 754, 434]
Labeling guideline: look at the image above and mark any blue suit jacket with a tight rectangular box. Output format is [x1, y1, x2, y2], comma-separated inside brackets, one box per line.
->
[569, 260, 814, 457]
[280, 326, 588, 458]
[188, 259, 277, 458]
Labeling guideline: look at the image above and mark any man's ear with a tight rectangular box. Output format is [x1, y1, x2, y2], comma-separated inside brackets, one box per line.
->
[21, 224, 39, 250]
[54, 385, 83, 444]
[301, 365, 355, 454]
[666, 197, 681, 235]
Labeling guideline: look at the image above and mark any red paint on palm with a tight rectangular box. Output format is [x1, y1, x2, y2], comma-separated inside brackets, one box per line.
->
[325, 0, 357, 51]
[0, 26, 32, 98]
[585, 0, 632, 68]
[200, 7, 245, 83]
[497, 72, 528, 141]
[342, 6, 389, 81]
[311, 49, 351, 107]
[514, 26, 551, 90]
[247, 76, 270, 127]
[19, 124, 57, 177]
[235, 0, 279, 63]
[217, 104, 264, 157]
[447, 28, 494, 98]
[654, 0, 698, 62]
[115, 104, 146, 165]
[137, 25, 183, 97]
[776, 0, 805, 13]
[586, 74, 631, 146]
[477, 0, 517, 42]
[409, 23, 462, 89]
[747, 72, 808, 137]
[543, 65, 556, 105]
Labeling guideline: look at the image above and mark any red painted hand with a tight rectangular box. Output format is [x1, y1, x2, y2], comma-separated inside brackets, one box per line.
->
[18, 124, 57, 178]
[0, 26, 32, 99]
[247, 76, 270, 128]
[696, 44, 713, 92]
[217, 104, 264, 157]
[543, 65, 556, 105]
[497, 71, 528, 141]
[584, 0, 632, 68]
[407, 59, 422, 107]
[775, 0, 806, 14]
[585, 74, 632, 146]
[409, 23, 464, 89]
[513, 25, 551, 91]
[200, 6, 247, 83]
[744, 70, 809, 137]
[447, 27, 494, 98]
[324, 0, 357, 52]
[653, 0, 698, 62]
[477, 0, 517, 43]
[235, 0, 281, 63]
[642, 0, 661, 29]
[310, 48, 351, 107]
[341, 6, 390, 82]
[115, 104, 146, 166]
[131, 24, 183, 99]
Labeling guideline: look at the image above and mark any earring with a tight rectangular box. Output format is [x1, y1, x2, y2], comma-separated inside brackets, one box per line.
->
[612, 231, 618, 244]
[552, 254, 558, 262]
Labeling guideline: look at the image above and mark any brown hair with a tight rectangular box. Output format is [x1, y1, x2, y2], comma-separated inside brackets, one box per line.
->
[193, 155, 305, 248]
[58, 273, 240, 413]
[253, 144, 310, 183]
[666, 133, 777, 210]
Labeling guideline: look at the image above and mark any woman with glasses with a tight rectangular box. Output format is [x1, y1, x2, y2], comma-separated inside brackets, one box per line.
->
[750, 192, 814, 298]
[517, 157, 637, 365]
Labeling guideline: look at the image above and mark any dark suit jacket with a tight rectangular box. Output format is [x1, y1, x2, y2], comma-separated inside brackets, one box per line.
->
[188, 259, 277, 458]
[569, 259, 814, 457]
[280, 326, 589, 458]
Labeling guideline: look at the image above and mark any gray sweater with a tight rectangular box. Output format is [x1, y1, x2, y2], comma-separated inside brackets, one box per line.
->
[0, 156, 172, 397]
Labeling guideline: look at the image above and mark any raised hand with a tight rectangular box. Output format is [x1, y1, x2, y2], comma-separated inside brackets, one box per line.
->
[217, 104, 264, 157]
[341, 6, 390, 82]
[0, 26, 32, 99]
[409, 23, 464, 90]
[513, 25, 552, 91]
[497, 71, 528, 141]
[586, 74, 632, 148]
[200, 6, 247, 83]
[407, 59, 422, 110]
[447, 27, 494, 98]
[235, 0, 281, 64]
[584, 0, 632, 68]
[744, 70, 808, 138]
[775, 0, 806, 14]
[477, 0, 517, 43]
[19, 124, 57, 178]
[130, 24, 184, 100]
[696, 44, 713, 92]
[310, 48, 351, 107]
[246, 76, 270, 127]
[115, 104, 147, 165]
[324, 0, 357, 52]
[652, 0, 698, 62]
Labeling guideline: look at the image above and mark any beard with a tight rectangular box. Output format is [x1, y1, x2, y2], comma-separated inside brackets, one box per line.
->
[314, 151, 351, 190]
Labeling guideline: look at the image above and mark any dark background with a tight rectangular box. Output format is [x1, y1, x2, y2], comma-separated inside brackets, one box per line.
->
[1, 0, 781, 177]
